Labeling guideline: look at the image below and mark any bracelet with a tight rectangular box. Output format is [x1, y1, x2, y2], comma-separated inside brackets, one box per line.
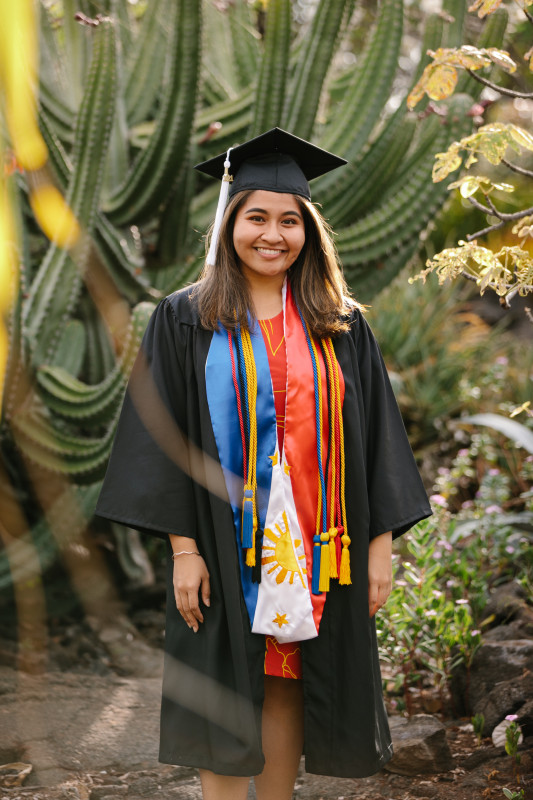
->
[172, 550, 201, 559]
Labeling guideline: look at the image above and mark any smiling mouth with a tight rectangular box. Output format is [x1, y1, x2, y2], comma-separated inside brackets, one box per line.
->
[255, 247, 287, 255]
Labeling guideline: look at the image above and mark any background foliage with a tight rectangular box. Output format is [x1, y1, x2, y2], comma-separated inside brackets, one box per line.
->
[0, 4, 531, 742]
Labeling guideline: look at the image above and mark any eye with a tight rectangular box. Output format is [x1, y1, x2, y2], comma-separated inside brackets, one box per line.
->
[246, 214, 265, 222]
[282, 218, 298, 225]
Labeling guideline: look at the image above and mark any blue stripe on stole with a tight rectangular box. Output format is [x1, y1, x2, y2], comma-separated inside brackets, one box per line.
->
[205, 322, 277, 627]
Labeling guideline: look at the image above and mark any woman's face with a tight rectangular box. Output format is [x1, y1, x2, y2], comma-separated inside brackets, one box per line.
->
[232, 190, 306, 284]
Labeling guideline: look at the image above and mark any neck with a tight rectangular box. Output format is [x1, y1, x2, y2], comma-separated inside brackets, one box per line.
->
[247, 273, 286, 319]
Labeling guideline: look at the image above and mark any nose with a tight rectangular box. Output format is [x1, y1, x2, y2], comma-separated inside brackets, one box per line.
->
[260, 220, 283, 243]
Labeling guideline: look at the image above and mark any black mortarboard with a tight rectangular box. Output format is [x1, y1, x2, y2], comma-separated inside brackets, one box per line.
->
[195, 127, 346, 200]
[194, 128, 347, 265]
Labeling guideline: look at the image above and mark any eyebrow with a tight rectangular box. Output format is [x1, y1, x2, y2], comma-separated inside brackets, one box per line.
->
[244, 207, 303, 219]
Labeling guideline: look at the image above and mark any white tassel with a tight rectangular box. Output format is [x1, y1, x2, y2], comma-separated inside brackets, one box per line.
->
[206, 148, 233, 267]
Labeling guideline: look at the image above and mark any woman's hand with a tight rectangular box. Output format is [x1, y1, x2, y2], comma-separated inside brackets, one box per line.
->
[368, 531, 392, 618]
[169, 534, 210, 632]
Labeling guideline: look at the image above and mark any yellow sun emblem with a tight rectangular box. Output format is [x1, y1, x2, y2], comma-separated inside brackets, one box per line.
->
[273, 613, 289, 628]
[262, 510, 307, 586]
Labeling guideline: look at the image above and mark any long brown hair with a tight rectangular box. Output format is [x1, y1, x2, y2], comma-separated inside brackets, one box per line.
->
[194, 190, 361, 337]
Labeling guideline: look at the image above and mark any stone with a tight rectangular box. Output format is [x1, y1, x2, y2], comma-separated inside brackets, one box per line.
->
[482, 581, 528, 626]
[451, 639, 533, 719]
[475, 671, 533, 736]
[90, 786, 128, 799]
[484, 619, 533, 641]
[385, 715, 453, 776]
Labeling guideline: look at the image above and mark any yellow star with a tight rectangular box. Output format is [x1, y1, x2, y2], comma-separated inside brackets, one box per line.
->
[269, 452, 279, 466]
[283, 462, 291, 476]
[273, 613, 289, 628]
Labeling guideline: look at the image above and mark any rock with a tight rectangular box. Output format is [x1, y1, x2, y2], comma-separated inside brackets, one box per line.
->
[475, 671, 533, 736]
[451, 639, 533, 720]
[125, 776, 160, 796]
[90, 786, 128, 799]
[482, 581, 528, 626]
[484, 618, 533, 641]
[385, 715, 453, 775]
[517, 698, 533, 738]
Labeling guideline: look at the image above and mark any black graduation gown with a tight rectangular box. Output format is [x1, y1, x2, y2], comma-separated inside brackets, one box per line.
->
[95, 285, 432, 778]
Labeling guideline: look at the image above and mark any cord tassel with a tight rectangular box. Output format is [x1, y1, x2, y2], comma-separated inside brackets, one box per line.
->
[339, 533, 352, 585]
[251, 528, 263, 583]
[319, 532, 331, 592]
[245, 542, 256, 567]
[328, 527, 338, 578]
[242, 487, 254, 549]
[311, 534, 322, 595]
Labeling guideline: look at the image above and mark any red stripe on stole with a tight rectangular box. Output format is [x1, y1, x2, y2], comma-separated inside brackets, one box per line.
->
[284, 286, 345, 631]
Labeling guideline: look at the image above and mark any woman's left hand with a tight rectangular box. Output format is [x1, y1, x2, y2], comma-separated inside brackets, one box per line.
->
[368, 531, 392, 617]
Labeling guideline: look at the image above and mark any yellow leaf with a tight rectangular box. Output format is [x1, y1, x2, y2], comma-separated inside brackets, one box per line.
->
[454, 46, 491, 70]
[407, 82, 427, 111]
[426, 64, 458, 101]
[433, 149, 463, 183]
[407, 63, 433, 110]
[524, 45, 533, 71]
[468, 0, 504, 18]
[486, 48, 517, 73]
[460, 178, 482, 198]
[510, 402, 531, 418]
[491, 182, 514, 193]
[509, 125, 533, 151]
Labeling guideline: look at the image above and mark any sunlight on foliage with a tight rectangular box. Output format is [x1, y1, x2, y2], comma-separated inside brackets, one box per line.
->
[470, 0, 533, 17]
[410, 241, 533, 300]
[407, 46, 517, 109]
[447, 174, 515, 197]
[432, 123, 533, 182]
[513, 215, 533, 243]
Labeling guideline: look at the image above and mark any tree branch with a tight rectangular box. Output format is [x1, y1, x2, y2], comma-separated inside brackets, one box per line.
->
[466, 220, 506, 240]
[501, 158, 533, 179]
[466, 69, 533, 99]
[459, 269, 533, 295]
[467, 196, 533, 221]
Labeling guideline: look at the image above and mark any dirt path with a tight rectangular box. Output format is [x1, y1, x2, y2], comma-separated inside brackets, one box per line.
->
[1, 663, 531, 800]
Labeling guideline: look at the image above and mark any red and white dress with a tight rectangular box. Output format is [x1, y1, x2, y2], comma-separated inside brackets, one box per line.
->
[260, 311, 303, 680]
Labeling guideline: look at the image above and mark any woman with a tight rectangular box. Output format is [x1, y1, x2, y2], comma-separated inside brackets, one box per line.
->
[96, 128, 432, 800]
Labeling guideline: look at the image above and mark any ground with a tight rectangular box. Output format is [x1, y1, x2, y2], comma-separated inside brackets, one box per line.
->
[0, 575, 531, 800]
[0, 660, 531, 800]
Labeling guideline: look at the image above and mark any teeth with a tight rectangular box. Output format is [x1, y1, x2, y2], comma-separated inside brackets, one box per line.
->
[257, 248, 284, 255]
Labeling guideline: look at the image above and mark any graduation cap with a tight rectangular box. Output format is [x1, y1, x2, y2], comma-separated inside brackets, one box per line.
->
[194, 127, 347, 266]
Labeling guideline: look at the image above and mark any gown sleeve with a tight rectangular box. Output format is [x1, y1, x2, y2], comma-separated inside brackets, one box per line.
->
[352, 309, 432, 541]
[95, 297, 197, 541]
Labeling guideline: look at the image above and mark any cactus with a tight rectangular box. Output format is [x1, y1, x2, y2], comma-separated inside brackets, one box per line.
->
[1, 0, 509, 584]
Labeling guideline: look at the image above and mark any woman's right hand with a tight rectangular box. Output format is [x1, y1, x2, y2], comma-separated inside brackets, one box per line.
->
[169, 535, 210, 632]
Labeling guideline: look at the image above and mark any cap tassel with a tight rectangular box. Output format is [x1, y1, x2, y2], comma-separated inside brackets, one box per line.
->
[206, 148, 233, 267]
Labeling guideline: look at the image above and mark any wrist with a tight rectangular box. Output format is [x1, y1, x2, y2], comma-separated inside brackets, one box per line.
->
[171, 550, 201, 559]
[169, 533, 196, 549]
